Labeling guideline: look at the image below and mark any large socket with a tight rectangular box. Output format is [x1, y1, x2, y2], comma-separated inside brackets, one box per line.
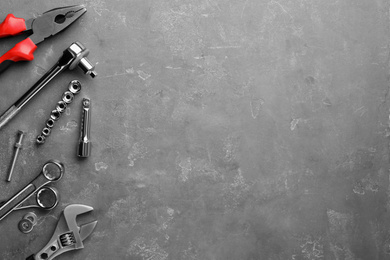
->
[36, 80, 82, 144]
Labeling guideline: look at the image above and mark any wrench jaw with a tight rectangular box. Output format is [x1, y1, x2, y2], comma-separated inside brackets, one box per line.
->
[64, 204, 94, 248]
[31, 204, 97, 260]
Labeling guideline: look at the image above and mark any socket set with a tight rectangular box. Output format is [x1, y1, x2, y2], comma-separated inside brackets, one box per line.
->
[36, 80, 82, 144]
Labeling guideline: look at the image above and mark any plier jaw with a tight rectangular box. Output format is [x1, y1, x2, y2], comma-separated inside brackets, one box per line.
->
[0, 5, 86, 73]
[29, 5, 87, 45]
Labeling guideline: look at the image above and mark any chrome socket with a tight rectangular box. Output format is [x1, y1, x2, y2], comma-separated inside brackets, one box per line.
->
[36, 80, 82, 145]
[62, 91, 74, 104]
[36, 135, 45, 144]
[68, 80, 82, 94]
[50, 109, 61, 121]
[56, 101, 67, 113]
[42, 127, 51, 137]
[46, 118, 55, 128]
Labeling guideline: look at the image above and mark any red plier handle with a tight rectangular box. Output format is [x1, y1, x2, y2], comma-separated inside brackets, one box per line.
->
[0, 14, 37, 73]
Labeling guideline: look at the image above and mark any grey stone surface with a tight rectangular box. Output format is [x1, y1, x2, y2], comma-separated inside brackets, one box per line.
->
[1, 0, 390, 259]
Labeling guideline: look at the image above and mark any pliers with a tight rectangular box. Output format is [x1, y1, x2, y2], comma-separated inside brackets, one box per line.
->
[0, 5, 86, 73]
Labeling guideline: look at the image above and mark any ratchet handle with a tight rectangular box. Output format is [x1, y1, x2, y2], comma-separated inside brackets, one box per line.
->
[0, 14, 26, 37]
[0, 38, 37, 73]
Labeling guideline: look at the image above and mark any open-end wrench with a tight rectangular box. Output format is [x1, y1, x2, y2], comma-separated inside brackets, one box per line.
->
[26, 204, 97, 260]
[0, 41, 97, 130]
[0, 160, 64, 221]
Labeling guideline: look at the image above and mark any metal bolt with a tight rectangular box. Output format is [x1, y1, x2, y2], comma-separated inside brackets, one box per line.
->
[6, 131, 24, 182]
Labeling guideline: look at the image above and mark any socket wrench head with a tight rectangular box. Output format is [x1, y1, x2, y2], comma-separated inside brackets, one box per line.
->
[68, 42, 97, 78]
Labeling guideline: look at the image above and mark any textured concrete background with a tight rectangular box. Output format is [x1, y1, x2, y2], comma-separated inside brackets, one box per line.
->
[0, 0, 390, 259]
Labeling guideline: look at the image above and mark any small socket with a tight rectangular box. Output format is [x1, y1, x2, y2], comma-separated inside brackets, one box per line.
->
[68, 80, 82, 94]
[50, 109, 61, 121]
[62, 91, 74, 104]
[36, 135, 46, 144]
[56, 101, 67, 113]
[46, 118, 55, 128]
[42, 127, 51, 137]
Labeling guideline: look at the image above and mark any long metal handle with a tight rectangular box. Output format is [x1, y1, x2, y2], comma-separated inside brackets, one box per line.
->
[15, 64, 67, 109]
[0, 64, 66, 130]
[0, 44, 81, 131]
[0, 172, 52, 221]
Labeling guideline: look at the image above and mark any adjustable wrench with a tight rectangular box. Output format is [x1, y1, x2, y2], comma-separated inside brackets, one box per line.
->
[26, 204, 97, 260]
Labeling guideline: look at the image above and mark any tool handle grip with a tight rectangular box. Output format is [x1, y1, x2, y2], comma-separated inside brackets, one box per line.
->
[0, 14, 26, 37]
[0, 38, 37, 73]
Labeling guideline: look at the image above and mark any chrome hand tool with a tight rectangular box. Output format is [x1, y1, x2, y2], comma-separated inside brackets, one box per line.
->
[36, 80, 82, 144]
[0, 41, 97, 130]
[0, 5, 86, 73]
[0, 160, 64, 221]
[26, 204, 97, 260]
[77, 98, 91, 157]
[6, 130, 24, 181]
